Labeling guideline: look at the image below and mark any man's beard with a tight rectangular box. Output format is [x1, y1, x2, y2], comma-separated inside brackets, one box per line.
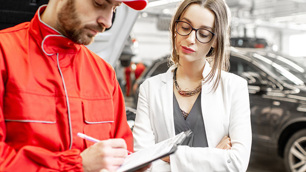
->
[56, 0, 105, 45]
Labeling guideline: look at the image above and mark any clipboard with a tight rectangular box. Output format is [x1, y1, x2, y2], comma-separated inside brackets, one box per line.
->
[117, 130, 192, 172]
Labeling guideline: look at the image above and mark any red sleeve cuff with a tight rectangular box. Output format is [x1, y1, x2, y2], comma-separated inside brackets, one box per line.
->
[58, 149, 83, 172]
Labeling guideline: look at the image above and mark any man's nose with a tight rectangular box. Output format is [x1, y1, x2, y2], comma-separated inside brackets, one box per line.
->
[97, 10, 113, 29]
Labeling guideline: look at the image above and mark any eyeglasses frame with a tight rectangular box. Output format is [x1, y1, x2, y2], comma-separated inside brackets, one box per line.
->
[175, 20, 216, 44]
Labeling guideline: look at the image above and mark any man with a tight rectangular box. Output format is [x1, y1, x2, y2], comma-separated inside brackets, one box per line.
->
[0, 0, 147, 171]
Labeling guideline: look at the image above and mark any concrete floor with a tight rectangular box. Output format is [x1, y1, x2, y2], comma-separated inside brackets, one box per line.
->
[247, 152, 286, 172]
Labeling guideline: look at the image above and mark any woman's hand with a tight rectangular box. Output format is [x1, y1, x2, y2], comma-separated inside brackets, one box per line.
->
[161, 156, 170, 163]
[216, 136, 232, 150]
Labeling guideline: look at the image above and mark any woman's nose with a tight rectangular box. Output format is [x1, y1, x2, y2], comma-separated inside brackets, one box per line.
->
[186, 30, 196, 44]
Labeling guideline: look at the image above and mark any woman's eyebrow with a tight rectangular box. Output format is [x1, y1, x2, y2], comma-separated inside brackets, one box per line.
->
[181, 17, 214, 30]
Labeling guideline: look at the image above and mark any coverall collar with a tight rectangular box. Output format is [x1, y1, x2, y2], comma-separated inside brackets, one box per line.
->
[30, 5, 80, 56]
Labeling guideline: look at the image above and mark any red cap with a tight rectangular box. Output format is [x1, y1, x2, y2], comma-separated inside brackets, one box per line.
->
[119, 0, 148, 10]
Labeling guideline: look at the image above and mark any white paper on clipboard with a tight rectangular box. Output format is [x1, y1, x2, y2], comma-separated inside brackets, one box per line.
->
[117, 130, 192, 172]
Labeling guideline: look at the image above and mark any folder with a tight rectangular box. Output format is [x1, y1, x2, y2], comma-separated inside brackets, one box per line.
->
[117, 130, 192, 172]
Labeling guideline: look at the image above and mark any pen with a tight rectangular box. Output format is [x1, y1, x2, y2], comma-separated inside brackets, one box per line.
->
[77, 132, 133, 155]
[77, 133, 101, 143]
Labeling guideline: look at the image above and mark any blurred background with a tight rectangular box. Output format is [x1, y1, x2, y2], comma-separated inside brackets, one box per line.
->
[1, 0, 306, 171]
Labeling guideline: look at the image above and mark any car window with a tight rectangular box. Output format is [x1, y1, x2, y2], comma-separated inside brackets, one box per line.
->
[230, 56, 269, 86]
[151, 60, 169, 77]
[252, 52, 306, 86]
[145, 59, 169, 79]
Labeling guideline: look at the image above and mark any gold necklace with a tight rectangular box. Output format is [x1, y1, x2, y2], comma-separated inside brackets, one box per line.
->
[173, 68, 202, 97]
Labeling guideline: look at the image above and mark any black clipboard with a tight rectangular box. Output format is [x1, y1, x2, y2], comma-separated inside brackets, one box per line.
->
[117, 130, 192, 172]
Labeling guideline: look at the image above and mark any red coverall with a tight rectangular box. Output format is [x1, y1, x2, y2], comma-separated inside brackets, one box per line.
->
[0, 6, 133, 171]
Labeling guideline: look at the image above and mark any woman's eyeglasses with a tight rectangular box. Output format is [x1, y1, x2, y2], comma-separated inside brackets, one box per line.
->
[175, 20, 215, 44]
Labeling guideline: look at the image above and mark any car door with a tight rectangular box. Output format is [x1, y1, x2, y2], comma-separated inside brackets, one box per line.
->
[230, 55, 277, 153]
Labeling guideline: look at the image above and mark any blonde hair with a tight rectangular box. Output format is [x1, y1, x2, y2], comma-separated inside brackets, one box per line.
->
[170, 0, 230, 91]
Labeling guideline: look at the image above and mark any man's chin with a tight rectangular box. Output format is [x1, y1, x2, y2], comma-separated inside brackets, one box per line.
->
[75, 37, 94, 45]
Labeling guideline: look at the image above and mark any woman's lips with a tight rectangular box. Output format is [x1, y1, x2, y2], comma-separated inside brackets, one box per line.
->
[181, 46, 195, 54]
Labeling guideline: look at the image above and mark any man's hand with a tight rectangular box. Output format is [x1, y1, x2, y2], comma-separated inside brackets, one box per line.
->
[216, 136, 232, 150]
[81, 138, 128, 172]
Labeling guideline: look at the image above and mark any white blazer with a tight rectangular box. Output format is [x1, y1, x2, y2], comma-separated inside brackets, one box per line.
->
[133, 62, 252, 172]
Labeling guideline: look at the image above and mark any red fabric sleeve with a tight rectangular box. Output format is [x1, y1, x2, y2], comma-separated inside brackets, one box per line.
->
[111, 73, 134, 152]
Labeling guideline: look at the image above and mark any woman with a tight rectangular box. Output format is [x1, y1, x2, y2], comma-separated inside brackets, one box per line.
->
[133, 0, 252, 171]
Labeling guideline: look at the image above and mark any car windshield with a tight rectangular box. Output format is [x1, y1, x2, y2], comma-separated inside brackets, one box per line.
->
[250, 51, 306, 86]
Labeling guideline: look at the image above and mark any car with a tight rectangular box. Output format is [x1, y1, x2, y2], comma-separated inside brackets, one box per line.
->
[231, 47, 306, 172]
[126, 107, 137, 130]
[131, 47, 306, 172]
[132, 54, 170, 107]
[0, 0, 49, 30]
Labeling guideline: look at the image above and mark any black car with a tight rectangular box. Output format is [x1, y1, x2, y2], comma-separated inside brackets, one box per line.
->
[0, 0, 49, 30]
[132, 55, 170, 106]
[132, 48, 306, 172]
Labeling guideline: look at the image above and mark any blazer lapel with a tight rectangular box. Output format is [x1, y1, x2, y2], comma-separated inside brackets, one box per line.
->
[158, 63, 224, 146]
[160, 67, 176, 138]
[201, 62, 221, 147]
